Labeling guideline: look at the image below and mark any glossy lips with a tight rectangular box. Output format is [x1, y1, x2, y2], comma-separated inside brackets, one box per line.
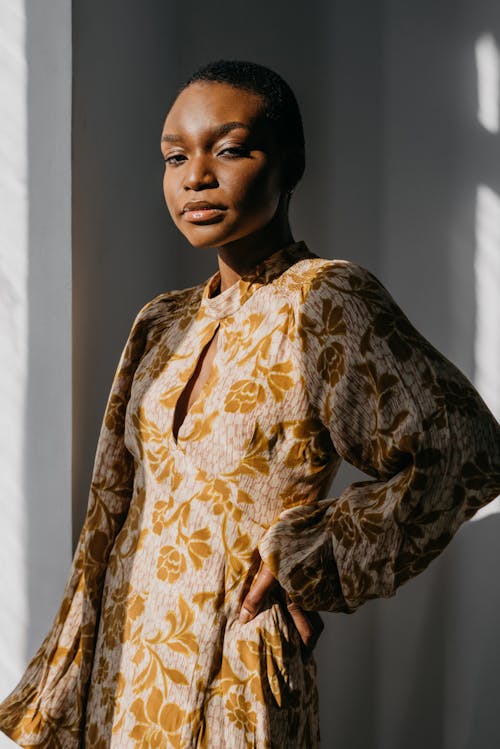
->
[182, 201, 227, 224]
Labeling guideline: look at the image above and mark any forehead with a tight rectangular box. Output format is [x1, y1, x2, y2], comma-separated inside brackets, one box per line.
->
[163, 81, 269, 138]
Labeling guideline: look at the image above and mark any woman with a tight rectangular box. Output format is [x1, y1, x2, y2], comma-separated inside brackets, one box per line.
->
[0, 59, 499, 749]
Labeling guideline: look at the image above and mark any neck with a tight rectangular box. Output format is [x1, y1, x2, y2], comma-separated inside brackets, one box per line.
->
[215, 209, 294, 293]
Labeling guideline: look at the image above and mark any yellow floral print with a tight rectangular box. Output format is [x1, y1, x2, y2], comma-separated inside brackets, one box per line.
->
[157, 546, 187, 583]
[226, 692, 258, 733]
[0, 240, 499, 748]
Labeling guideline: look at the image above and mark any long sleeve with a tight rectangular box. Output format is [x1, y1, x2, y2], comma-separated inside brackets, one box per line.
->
[258, 261, 500, 614]
[0, 293, 167, 748]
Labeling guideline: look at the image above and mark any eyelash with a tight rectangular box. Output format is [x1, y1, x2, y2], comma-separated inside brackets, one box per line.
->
[163, 146, 249, 166]
[164, 154, 185, 166]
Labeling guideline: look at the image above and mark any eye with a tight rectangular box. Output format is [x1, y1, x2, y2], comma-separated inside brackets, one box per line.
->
[218, 146, 250, 158]
[163, 153, 186, 166]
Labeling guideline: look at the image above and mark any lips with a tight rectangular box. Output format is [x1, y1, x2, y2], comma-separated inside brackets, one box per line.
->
[182, 201, 226, 213]
[182, 201, 227, 224]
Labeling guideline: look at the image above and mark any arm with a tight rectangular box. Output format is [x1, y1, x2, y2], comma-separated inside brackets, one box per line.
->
[257, 262, 500, 614]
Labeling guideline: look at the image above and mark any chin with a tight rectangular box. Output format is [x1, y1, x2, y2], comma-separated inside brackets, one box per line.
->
[180, 225, 238, 250]
[180, 221, 269, 251]
[183, 235, 224, 250]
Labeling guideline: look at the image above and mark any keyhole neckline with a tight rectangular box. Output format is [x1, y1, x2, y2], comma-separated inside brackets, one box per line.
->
[171, 321, 221, 447]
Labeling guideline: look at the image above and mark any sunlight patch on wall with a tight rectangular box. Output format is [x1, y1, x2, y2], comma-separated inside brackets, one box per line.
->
[0, 0, 29, 713]
[475, 33, 499, 134]
[471, 184, 500, 520]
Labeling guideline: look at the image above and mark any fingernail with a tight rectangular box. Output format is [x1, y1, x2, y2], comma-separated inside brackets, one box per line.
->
[239, 607, 252, 624]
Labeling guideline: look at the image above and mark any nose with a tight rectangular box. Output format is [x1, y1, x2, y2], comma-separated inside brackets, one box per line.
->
[183, 153, 218, 191]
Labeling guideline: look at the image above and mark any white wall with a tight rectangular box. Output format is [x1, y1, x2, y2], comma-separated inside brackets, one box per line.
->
[0, 2, 29, 716]
[0, 0, 72, 746]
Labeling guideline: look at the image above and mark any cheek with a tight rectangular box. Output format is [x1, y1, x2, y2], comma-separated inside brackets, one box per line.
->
[229, 165, 281, 214]
[162, 169, 172, 200]
[162, 171, 179, 219]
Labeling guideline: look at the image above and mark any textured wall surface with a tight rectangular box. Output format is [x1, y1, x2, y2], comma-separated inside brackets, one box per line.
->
[0, 1, 72, 747]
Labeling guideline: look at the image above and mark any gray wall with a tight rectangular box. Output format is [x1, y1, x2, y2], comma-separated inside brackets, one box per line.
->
[72, 2, 500, 747]
[72, 1, 180, 541]
[23, 0, 73, 661]
[370, 3, 500, 748]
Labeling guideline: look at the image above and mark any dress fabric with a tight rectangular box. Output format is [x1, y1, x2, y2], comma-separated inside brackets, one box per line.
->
[0, 240, 499, 749]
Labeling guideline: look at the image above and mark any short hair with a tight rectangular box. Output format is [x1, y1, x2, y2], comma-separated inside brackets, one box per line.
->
[176, 59, 306, 191]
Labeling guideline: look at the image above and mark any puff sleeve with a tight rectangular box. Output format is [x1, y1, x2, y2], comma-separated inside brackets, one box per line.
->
[0, 293, 168, 748]
[258, 261, 500, 614]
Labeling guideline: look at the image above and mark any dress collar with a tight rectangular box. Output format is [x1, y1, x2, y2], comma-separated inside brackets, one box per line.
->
[199, 240, 316, 320]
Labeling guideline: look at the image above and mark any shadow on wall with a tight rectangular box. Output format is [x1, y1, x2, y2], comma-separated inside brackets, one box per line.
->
[315, 2, 500, 748]
[71, 0, 182, 548]
[316, 513, 500, 749]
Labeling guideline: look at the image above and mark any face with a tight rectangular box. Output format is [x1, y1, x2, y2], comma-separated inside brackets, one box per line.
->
[161, 81, 287, 249]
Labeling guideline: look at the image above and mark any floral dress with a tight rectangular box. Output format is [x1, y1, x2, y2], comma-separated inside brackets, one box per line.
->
[0, 240, 499, 748]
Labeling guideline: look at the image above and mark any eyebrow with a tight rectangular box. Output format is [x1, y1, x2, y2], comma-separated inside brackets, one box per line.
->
[161, 121, 251, 143]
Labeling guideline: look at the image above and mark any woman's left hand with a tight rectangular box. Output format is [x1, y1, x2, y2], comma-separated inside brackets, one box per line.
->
[238, 558, 324, 651]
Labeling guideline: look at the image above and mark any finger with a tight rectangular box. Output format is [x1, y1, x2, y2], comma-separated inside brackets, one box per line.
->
[239, 563, 279, 624]
[286, 600, 315, 647]
[302, 611, 325, 653]
[286, 594, 325, 650]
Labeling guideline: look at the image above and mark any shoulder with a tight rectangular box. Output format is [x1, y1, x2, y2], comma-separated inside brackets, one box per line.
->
[284, 256, 429, 366]
[279, 255, 382, 292]
[279, 255, 398, 316]
[132, 281, 205, 329]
